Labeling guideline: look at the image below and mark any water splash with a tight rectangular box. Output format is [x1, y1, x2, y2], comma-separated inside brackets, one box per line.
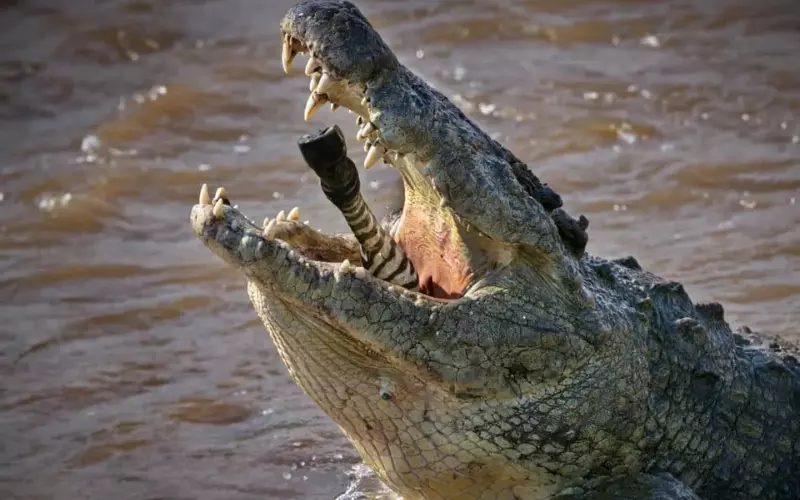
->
[334, 464, 401, 500]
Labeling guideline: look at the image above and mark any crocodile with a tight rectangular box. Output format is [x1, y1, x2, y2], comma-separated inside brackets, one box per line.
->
[188, 1, 800, 498]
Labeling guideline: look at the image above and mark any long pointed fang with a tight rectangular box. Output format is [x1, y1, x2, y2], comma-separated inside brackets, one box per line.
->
[212, 198, 224, 218]
[281, 38, 295, 74]
[288, 207, 300, 221]
[316, 73, 334, 94]
[364, 143, 385, 169]
[309, 73, 320, 92]
[339, 259, 351, 273]
[276, 210, 287, 222]
[199, 183, 211, 205]
[304, 57, 320, 76]
[214, 186, 227, 201]
[304, 92, 328, 121]
[264, 219, 276, 235]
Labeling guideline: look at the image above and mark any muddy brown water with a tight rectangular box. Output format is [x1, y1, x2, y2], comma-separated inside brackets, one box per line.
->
[1, 0, 798, 498]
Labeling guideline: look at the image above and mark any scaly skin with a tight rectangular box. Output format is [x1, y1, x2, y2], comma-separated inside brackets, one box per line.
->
[189, 1, 800, 498]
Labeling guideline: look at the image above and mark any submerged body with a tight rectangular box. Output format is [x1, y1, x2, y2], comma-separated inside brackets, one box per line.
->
[190, 1, 800, 498]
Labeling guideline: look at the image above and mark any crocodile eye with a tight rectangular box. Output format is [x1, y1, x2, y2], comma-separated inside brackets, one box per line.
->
[380, 391, 392, 401]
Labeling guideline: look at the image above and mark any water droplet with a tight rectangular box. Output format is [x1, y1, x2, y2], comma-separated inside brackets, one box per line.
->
[148, 85, 167, 100]
[617, 129, 637, 145]
[416, 49, 425, 59]
[81, 135, 101, 154]
[640, 35, 660, 48]
[478, 103, 496, 115]
[739, 199, 757, 209]
[198, 163, 211, 171]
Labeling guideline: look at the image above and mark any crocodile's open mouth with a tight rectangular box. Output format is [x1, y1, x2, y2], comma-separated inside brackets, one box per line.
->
[189, 148, 485, 301]
[191, 0, 588, 303]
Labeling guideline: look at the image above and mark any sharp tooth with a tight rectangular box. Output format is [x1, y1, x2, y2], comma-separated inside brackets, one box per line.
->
[316, 73, 334, 94]
[264, 219, 277, 235]
[360, 96, 368, 107]
[364, 140, 371, 152]
[288, 207, 300, 221]
[304, 57, 320, 76]
[354, 267, 367, 279]
[309, 73, 320, 92]
[364, 143, 385, 169]
[281, 38, 295, 74]
[276, 210, 286, 222]
[214, 186, 227, 201]
[199, 183, 211, 205]
[330, 103, 339, 112]
[357, 122, 376, 141]
[212, 198, 224, 218]
[357, 116, 365, 126]
[262, 217, 270, 228]
[339, 259, 351, 273]
[304, 92, 328, 121]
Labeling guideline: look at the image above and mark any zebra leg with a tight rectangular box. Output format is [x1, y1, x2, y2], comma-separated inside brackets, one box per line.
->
[298, 125, 419, 290]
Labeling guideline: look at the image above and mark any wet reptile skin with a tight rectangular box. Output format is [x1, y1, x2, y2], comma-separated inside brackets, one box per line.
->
[190, 1, 800, 498]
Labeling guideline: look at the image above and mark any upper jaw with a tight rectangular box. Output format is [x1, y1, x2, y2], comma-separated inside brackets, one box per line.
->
[279, 1, 584, 279]
[280, 0, 398, 85]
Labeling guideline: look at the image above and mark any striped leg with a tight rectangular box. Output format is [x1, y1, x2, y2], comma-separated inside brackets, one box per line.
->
[338, 193, 418, 290]
[298, 126, 419, 290]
